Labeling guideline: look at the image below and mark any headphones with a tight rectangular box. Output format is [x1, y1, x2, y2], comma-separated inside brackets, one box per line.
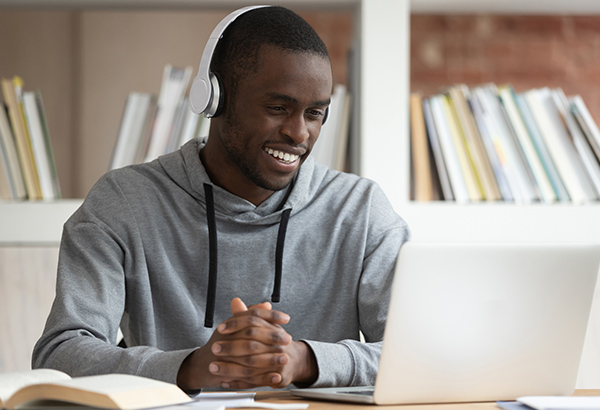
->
[189, 5, 329, 125]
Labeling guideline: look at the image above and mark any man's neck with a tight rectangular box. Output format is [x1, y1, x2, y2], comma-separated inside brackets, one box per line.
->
[199, 146, 275, 206]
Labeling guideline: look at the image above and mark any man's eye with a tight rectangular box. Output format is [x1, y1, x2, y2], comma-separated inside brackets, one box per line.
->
[307, 109, 324, 118]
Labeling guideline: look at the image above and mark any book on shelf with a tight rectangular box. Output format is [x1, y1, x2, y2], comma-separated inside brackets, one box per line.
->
[0, 106, 26, 201]
[552, 88, 600, 198]
[442, 92, 482, 201]
[422, 97, 453, 201]
[1, 77, 41, 200]
[475, 84, 540, 203]
[110, 92, 157, 170]
[468, 89, 514, 202]
[409, 92, 434, 201]
[497, 85, 556, 204]
[0, 76, 60, 201]
[447, 84, 501, 201]
[0, 140, 11, 200]
[524, 88, 597, 204]
[111, 65, 215, 171]
[514, 92, 570, 202]
[0, 368, 192, 410]
[143, 64, 193, 163]
[311, 83, 352, 172]
[411, 82, 600, 203]
[429, 94, 470, 203]
[23, 90, 61, 200]
[571, 95, 600, 166]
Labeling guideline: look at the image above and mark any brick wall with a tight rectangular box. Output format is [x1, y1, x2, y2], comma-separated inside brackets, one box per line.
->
[411, 15, 600, 120]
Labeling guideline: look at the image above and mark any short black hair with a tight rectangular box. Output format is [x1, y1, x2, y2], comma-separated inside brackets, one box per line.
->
[211, 6, 330, 98]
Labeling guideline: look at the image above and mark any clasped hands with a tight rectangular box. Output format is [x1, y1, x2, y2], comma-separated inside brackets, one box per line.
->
[177, 297, 317, 391]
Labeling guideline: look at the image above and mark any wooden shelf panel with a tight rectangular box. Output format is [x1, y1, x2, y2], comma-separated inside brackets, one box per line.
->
[400, 202, 600, 243]
[411, 0, 600, 14]
[0, 0, 358, 10]
[0, 200, 82, 246]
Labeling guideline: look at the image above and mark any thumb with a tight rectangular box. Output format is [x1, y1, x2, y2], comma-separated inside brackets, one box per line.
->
[230, 297, 248, 314]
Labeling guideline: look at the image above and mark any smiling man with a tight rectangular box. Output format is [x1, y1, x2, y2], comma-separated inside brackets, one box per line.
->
[33, 6, 410, 392]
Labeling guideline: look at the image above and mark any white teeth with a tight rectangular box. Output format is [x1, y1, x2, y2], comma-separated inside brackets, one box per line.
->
[265, 148, 299, 164]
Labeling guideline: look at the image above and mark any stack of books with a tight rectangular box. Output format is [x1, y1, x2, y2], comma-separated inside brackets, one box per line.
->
[0, 76, 61, 202]
[410, 84, 600, 204]
[110, 64, 209, 171]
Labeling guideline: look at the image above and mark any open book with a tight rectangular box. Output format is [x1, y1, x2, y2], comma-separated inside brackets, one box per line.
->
[0, 369, 192, 409]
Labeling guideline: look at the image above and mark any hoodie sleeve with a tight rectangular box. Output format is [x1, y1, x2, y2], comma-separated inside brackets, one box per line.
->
[31, 173, 196, 384]
[301, 184, 410, 388]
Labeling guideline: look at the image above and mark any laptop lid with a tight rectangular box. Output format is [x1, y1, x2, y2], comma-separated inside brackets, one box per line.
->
[293, 242, 600, 405]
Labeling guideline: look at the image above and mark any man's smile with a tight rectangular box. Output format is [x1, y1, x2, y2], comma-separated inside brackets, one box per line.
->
[264, 147, 300, 164]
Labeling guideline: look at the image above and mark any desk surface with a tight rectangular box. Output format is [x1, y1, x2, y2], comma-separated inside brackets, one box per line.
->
[253, 390, 600, 410]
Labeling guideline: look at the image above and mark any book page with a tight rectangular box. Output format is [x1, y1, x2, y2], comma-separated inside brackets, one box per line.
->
[7, 374, 192, 410]
[0, 369, 70, 405]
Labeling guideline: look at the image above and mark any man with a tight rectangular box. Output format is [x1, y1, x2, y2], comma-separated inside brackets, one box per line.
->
[33, 6, 409, 391]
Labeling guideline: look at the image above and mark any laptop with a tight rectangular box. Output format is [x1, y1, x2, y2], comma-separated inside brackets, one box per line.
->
[291, 242, 600, 405]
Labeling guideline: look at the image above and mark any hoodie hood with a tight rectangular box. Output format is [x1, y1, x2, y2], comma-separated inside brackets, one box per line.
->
[158, 138, 321, 224]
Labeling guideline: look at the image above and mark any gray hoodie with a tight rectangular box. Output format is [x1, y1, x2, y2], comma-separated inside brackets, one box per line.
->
[33, 139, 409, 389]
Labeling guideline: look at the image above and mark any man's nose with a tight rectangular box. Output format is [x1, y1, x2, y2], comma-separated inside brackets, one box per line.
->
[281, 112, 311, 144]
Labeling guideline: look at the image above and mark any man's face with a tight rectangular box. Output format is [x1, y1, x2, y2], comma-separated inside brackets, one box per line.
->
[214, 45, 333, 198]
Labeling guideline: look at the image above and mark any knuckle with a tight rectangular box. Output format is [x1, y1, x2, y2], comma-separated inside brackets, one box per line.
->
[270, 355, 283, 366]
[242, 367, 255, 377]
[247, 315, 261, 327]
[247, 340, 261, 353]
[271, 331, 285, 342]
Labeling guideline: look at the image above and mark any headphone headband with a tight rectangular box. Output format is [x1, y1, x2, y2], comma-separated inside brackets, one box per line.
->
[189, 5, 270, 116]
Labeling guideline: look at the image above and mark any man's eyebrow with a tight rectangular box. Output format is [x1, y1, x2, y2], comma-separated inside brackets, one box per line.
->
[264, 92, 331, 107]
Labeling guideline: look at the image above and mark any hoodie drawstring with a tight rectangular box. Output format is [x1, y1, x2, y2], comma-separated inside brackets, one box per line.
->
[272, 208, 291, 303]
[202, 183, 292, 328]
[203, 183, 218, 328]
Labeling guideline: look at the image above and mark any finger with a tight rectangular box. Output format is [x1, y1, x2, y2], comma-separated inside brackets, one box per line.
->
[230, 297, 247, 315]
[209, 362, 283, 388]
[218, 309, 290, 334]
[248, 301, 272, 310]
[221, 352, 289, 369]
[220, 323, 292, 347]
[212, 335, 290, 357]
[221, 372, 283, 390]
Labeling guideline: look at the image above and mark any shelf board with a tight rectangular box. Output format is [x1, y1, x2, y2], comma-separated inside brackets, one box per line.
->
[0, 200, 82, 246]
[400, 202, 600, 243]
[2, 199, 599, 245]
[0, 0, 358, 10]
[411, 0, 600, 15]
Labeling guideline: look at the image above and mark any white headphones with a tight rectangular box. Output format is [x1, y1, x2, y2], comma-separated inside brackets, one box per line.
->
[189, 5, 329, 124]
[189, 5, 270, 118]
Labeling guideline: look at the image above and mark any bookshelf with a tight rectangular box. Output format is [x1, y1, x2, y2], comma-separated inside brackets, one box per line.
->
[1, 3, 599, 239]
[401, 0, 600, 391]
[393, 0, 600, 246]
[1, 0, 600, 384]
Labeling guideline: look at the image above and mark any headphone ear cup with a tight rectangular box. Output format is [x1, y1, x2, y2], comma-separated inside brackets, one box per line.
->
[189, 76, 210, 115]
[205, 73, 225, 118]
[322, 106, 329, 125]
